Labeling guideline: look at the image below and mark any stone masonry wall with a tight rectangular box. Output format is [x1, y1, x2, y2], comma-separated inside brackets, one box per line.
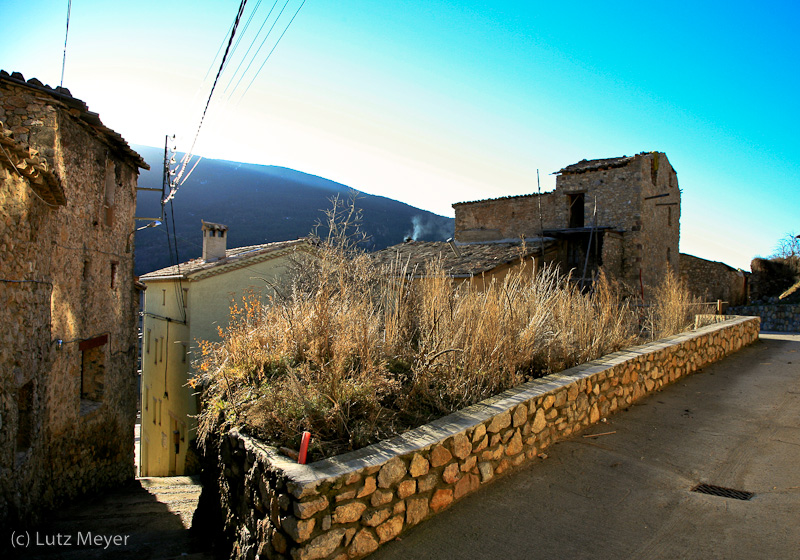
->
[453, 193, 562, 242]
[453, 153, 680, 293]
[0, 76, 141, 526]
[680, 253, 747, 306]
[726, 305, 800, 332]
[207, 316, 758, 560]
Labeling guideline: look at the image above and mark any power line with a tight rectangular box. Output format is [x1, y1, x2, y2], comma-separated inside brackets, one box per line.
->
[203, 20, 236, 83]
[60, 0, 72, 88]
[169, 0, 249, 203]
[238, 0, 307, 102]
[224, 0, 285, 98]
[223, 0, 265, 74]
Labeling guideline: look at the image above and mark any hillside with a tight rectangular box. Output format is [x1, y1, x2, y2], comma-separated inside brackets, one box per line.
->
[132, 145, 453, 276]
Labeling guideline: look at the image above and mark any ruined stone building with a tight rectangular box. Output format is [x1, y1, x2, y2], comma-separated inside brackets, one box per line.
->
[138, 222, 310, 476]
[375, 152, 679, 293]
[454, 152, 680, 292]
[0, 71, 148, 525]
[379, 151, 746, 305]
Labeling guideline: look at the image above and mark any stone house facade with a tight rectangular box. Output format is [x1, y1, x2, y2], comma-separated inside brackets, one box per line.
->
[138, 222, 310, 476]
[0, 71, 147, 526]
[454, 152, 681, 293]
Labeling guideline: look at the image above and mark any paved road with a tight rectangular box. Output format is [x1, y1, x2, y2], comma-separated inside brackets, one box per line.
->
[371, 333, 800, 560]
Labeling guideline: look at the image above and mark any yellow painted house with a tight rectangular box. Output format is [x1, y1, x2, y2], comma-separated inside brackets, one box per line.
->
[138, 221, 309, 476]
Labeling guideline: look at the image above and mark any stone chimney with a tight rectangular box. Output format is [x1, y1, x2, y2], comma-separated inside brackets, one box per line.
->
[202, 220, 228, 262]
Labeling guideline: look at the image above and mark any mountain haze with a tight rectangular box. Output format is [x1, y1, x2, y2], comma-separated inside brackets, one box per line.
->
[132, 145, 454, 276]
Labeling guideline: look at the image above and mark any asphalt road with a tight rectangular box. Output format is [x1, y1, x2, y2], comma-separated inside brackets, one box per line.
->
[370, 333, 800, 560]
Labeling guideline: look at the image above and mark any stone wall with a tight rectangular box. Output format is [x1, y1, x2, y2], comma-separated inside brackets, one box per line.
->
[0, 73, 145, 526]
[202, 316, 759, 560]
[680, 253, 747, 306]
[726, 304, 800, 332]
[452, 152, 680, 293]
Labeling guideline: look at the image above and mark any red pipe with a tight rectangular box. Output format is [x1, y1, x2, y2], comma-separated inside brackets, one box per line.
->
[298, 431, 311, 464]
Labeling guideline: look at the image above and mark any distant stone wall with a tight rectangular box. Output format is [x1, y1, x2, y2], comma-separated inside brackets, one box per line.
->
[453, 193, 562, 242]
[453, 152, 680, 293]
[0, 76, 142, 526]
[680, 253, 747, 306]
[727, 304, 800, 332]
[203, 316, 758, 560]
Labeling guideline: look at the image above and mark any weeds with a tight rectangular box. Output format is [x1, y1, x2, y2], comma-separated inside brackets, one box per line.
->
[195, 204, 698, 460]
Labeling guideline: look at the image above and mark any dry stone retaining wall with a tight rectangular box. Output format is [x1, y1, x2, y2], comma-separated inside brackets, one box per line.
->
[727, 304, 800, 332]
[209, 316, 759, 560]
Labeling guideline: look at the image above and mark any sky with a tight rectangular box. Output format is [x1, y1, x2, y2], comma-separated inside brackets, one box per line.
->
[3, 0, 799, 270]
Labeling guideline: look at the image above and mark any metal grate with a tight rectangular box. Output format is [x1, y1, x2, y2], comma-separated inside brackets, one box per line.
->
[691, 483, 754, 501]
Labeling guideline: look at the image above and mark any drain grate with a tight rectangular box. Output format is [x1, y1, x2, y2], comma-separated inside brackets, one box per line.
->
[691, 483, 754, 501]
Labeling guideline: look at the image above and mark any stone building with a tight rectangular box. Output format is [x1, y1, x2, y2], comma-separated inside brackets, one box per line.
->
[0, 71, 147, 525]
[138, 222, 310, 476]
[454, 152, 681, 293]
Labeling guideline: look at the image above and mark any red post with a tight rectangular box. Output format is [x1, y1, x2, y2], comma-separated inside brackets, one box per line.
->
[298, 431, 311, 464]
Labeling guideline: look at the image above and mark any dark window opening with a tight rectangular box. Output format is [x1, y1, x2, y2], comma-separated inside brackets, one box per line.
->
[110, 261, 119, 289]
[80, 336, 108, 402]
[568, 193, 585, 228]
[16, 382, 34, 452]
[667, 206, 672, 227]
[650, 154, 659, 185]
[83, 259, 91, 281]
[104, 161, 116, 227]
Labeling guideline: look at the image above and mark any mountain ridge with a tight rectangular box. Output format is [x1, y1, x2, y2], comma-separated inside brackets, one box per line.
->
[132, 145, 454, 275]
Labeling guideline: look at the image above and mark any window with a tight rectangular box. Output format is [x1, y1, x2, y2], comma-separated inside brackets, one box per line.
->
[145, 386, 149, 411]
[152, 397, 157, 424]
[162, 289, 166, 306]
[182, 288, 188, 308]
[160, 337, 164, 363]
[83, 259, 91, 281]
[650, 154, 659, 185]
[110, 261, 119, 289]
[568, 193, 585, 228]
[104, 161, 116, 227]
[181, 342, 188, 364]
[79, 335, 108, 402]
[146, 329, 151, 354]
[667, 247, 672, 265]
[157, 399, 162, 426]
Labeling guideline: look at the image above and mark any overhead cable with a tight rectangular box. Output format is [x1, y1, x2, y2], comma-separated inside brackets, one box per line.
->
[168, 0, 249, 204]
[60, 0, 72, 88]
[223, 0, 265, 74]
[226, 0, 292, 101]
[222, 0, 281, 96]
[238, 0, 307, 102]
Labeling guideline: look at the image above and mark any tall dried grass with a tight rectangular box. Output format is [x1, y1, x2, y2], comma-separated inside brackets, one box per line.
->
[195, 206, 696, 459]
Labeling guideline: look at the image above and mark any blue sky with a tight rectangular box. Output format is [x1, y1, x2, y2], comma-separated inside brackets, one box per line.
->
[3, 0, 798, 269]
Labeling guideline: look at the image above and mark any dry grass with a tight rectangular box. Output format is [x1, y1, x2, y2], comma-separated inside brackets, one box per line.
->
[195, 204, 698, 460]
[644, 269, 704, 339]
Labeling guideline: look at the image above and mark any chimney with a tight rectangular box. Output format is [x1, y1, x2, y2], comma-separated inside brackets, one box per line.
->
[202, 220, 228, 262]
